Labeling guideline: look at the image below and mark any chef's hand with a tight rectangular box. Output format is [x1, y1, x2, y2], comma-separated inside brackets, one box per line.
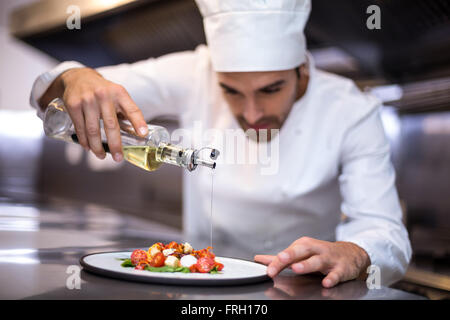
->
[39, 67, 148, 161]
[254, 237, 371, 288]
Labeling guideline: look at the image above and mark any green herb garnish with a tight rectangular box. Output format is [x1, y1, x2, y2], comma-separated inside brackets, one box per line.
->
[145, 265, 191, 273]
[210, 265, 220, 274]
[121, 259, 134, 267]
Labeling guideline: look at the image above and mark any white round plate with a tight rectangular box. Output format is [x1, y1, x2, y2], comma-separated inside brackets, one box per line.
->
[80, 251, 271, 286]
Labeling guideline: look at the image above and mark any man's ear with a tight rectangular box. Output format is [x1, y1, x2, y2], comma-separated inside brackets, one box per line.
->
[300, 64, 309, 78]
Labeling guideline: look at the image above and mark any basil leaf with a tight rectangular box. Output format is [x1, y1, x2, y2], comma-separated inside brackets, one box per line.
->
[144, 265, 191, 273]
[209, 265, 222, 274]
[121, 259, 134, 267]
[145, 266, 175, 272]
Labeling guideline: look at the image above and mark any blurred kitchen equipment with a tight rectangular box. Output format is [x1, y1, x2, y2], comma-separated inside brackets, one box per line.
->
[9, 0, 206, 67]
[375, 82, 450, 299]
[9, 0, 450, 82]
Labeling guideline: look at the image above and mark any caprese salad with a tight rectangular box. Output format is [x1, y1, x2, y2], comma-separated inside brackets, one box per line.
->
[120, 241, 224, 274]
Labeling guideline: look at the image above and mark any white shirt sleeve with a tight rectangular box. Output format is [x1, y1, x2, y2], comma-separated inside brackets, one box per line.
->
[29, 61, 85, 120]
[336, 105, 412, 286]
[29, 45, 209, 121]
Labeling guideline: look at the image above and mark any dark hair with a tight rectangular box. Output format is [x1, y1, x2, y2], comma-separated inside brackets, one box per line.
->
[295, 67, 300, 79]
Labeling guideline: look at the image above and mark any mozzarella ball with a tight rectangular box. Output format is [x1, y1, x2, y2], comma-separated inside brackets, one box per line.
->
[180, 255, 197, 268]
[164, 255, 180, 268]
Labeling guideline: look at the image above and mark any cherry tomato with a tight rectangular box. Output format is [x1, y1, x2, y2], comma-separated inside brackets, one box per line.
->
[195, 257, 215, 273]
[135, 264, 146, 270]
[131, 249, 148, 266]
[214, 262, 224, 271]
[149, 252, 165, 267]
[189, 264, 198, 273]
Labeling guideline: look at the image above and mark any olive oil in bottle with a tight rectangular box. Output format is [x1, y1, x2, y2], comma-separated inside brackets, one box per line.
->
[122, 146, 162, 172]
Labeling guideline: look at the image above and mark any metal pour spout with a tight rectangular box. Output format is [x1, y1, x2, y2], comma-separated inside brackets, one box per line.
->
[190, 148, 220, 171]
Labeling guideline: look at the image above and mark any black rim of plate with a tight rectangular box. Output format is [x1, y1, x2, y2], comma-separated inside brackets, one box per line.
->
[79, 251, 272, 286]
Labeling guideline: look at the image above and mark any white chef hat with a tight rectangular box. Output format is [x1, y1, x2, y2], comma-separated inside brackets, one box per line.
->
[195, 0, 311, 72]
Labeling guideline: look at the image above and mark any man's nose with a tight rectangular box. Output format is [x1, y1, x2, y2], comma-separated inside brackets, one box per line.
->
[242, 99, 264, 124]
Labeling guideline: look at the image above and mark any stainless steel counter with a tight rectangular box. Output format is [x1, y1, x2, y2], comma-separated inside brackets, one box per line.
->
[0, 201, 425, 300]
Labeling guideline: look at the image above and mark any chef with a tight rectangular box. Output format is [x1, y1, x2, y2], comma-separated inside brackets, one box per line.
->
[29, 0, 411, 287]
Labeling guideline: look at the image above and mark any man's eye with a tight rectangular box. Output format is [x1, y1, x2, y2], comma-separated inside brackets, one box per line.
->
[260, 87, 281, 94]
[224, 88, 239, 95]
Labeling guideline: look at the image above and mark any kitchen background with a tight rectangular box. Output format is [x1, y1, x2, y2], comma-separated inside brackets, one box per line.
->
[0, 0, 449, 299]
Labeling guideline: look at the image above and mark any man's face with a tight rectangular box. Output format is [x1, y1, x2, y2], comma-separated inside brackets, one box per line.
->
[217, 66, 308, 141]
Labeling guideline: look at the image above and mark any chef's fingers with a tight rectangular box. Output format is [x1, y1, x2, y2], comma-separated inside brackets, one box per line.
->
[266, 245, 314, 278]
[254, 255, 275, 265]
[82, 96, 106, 159]
[322, 268, 343, 288]
[97, 94, 123, 162]
[255, 255, 298, 273]
[65, 98, 89, 150]
[115, 86, 148, 137]
[282, 237, 324, 262]
[270, 237, 322, 274]
[291, 254, 326, 274]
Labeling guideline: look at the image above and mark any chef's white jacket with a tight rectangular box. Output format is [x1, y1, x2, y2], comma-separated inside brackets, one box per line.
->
[30, 45, 412, 286]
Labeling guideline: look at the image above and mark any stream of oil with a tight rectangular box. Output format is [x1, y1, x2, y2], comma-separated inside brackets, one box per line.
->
[210, 171, 214, 249]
